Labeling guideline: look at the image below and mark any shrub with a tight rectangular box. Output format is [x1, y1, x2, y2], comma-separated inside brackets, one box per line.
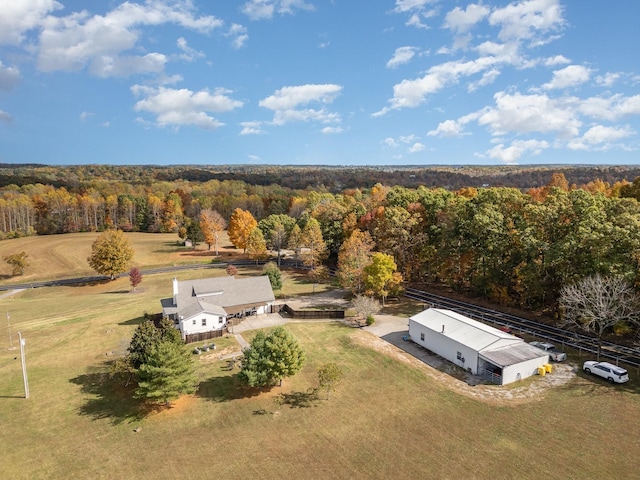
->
[366, 314, 375, 326]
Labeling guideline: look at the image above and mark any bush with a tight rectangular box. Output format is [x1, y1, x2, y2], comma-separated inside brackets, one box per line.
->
[366, 314, 375, 326]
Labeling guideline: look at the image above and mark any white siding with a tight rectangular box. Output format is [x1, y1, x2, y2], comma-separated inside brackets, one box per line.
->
[180, 313, 226, 340]
[409, 319, 480, 373]
[501, 356, 548, 384]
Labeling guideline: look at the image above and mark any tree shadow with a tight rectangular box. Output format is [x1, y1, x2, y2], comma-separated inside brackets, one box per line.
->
[197, 373, 273, 403]
[118, 315, 145, 326]
[274, 389, 320, 408]
[69, 371, 149, 425]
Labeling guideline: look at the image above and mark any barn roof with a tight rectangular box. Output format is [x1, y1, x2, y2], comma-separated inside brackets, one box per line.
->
[480, 343, 548, 367]
[409, 308, 522, 352]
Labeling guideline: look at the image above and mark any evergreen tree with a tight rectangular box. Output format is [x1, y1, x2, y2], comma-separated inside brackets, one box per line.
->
[135, 341, 198, 406]
[128, 319, 161, 368]
[263, 262, 283, 292]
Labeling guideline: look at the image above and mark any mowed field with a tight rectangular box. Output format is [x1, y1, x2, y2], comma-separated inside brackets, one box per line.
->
[0, 231, 236, 283]
[0, 233, 640, 479]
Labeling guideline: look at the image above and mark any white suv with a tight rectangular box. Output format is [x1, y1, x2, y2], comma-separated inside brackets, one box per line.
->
[529, 341, 567, 361]
[583, 361, 629, 384]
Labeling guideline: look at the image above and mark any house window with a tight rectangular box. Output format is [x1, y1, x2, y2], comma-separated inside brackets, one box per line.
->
[218, 318, 223, 324]
[420, 332, 425, 341]
[202, 318, 207, 326]
[457, 351, 465, 363]
[192, 319, 196, 325]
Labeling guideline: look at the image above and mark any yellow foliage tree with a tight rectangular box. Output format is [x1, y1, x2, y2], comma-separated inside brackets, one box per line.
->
[87, 230, 135, 280]
[228, 208, 257, 253]
[199, 209, 227, 254]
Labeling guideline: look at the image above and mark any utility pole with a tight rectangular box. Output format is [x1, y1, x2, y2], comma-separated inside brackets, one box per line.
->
[18, 332, 29, 399]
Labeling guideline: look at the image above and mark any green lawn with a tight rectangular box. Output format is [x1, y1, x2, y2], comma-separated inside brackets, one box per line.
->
[1, 268, 640, 479]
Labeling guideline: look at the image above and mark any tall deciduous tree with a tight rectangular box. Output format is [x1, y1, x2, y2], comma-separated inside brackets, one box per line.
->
[337, 230, 374, 294]
[135, 341, 198, 406]
[246, 227, 268, 263]
[87, 229, 134, 280]
[560, 274, 640, 360]
[300, 217, 327, 272]
[228, 208, 257, 253]
[199, 209, 226, 254]
[364, 252, 403, 306]
[4, 251, 30, 276]
[239, 326, 306, 388]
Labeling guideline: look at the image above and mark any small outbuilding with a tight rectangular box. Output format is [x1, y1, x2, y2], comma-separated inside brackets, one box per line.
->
[408, 308, 549, 385]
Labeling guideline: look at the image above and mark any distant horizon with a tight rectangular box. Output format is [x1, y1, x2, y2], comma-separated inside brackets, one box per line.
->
[1, 1, 639, 166]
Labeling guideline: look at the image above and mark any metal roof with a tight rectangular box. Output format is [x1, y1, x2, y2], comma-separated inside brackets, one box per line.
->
[480, 343, 549, 367]
[409, 308, 522, 352]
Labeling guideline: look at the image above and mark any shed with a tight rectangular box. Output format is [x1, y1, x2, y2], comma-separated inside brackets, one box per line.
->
[408, 308, 548, 385]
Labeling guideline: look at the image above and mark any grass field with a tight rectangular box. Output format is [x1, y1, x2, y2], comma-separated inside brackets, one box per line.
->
[1, 233, 640, 479]
[0, 231, 237, 283]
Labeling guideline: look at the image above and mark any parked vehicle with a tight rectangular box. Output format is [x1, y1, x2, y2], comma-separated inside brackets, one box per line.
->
[529, 341, 567, 361]
[583, 361, 629, 384]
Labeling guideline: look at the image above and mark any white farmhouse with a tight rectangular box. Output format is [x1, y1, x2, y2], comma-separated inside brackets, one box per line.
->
[408, 308, 549, 385]
[161, 275, 275, 342]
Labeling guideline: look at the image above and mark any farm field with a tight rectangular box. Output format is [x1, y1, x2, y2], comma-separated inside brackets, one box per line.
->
[0, 231, 238, 284]
[1, 265, 640, 478]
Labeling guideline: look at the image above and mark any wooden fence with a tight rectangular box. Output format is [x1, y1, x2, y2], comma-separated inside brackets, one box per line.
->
[280, 304, 345, 320]
[185, 327, 228, 344]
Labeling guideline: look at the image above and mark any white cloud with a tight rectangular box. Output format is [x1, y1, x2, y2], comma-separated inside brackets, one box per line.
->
[242, 0, 314, 21]
[386, 46, 417, 69]
[321, 126, 344, 134]
[176, 37, 205, 62]
[227, 24, 249, 49]
[542, 64, 591, 90]
[445, 4, 490, 34]
[0, 109, 12, 123]
[427, 119, 466, 138]
[0, 0, 61, 46]
[399, 134, 418, 143]
[240, 121, 266, 135]
[259, 84, 342, 125]
[576, 94, 640, 121]
[485, 139, 549, 164]
[595, 72, 621, 88]
[394, 0, 437, 13]
[37, 1, 222, 76]
[382, 137, 399, 148]
[582, 125, 634, 145]
[131, 85, 243, 130]
[468, 68, 500, 92]
[478, 91, 581, 138]
[489, 0, 565, 42]
[544, 55, 570, 66]
[408, 142, 425, 153]
[80, 111, 94, 122]
[0, 61, 21, 90]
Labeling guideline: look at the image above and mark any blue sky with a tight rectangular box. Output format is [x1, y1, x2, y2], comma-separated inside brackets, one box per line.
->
[0, 0, 639, 166]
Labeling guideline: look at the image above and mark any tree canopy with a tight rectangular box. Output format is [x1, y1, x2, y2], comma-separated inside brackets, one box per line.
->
[239, 327, 306, 388]
[4, 251, 29, 276]
[228, 208, 258, 253]
[87, 229, 134, 280]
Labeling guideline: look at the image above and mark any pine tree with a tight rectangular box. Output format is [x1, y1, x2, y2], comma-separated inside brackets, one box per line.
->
[135, 341, 198, 406]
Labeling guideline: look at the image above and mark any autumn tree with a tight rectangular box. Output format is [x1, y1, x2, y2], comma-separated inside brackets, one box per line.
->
[337, 230, 374, 294]
[199, 209, 226, 254]
[560, 275, 640, 360]
[259, 214, 297, 266]
[228, 208, 257, 253]
[129, 267, 143, 292]
[246, 227, 268, 263]
[300, 217, 327, 272]
[226, 264, 238, 277]
[287, 223, 303, 263]
[4, 251, 30, 276]
[364, 252, 403, 306]
[239, 327, 306, 388]
[87, 229, 134, 280]
[317, 363, 344, 400]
